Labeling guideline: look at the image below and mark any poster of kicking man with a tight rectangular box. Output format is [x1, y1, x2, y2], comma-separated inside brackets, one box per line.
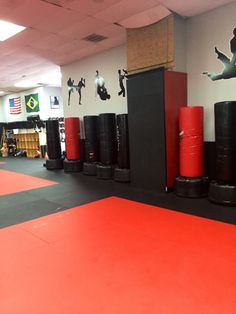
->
[118, 69, 128, 97]
[94, 70, 111, 101]
[203, 27, 236, 81]
[76, 78, 85, 105]
[67, 76, 86, 106]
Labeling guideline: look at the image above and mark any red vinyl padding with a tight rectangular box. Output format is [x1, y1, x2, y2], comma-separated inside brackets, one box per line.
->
[179, 106, 204, 177]
[1, 196, 236, 314]
[0, 169, 57, 196]
[65, 117, 80, 160]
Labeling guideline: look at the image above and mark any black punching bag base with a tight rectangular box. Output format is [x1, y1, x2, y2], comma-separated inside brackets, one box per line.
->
[64, 159, 82, 173]
[114, 167, 130, 183]
[83, 162, 98, 176]
[97, 164, 114, 180]
[46, 158, 63, 170]
[209, 180, 236, 206]
[174, 176, 209, 198]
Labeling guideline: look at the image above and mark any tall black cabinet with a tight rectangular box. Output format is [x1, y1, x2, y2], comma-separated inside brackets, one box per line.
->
[127, 67, 187, 193]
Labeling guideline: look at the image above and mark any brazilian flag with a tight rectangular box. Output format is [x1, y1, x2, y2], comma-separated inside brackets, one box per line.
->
[25, 93, 40, 112]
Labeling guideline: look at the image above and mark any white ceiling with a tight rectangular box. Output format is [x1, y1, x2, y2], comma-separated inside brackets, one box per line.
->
[0, 0, 235, 94]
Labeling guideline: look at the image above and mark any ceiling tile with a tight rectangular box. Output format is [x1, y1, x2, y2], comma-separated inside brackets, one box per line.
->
[59, 17, 110, 40]
[1, 0, 61, 27]
[33, 7, 86, 33]
[97, 23, 126, 38]
[5, 29, 48, 47]
[94, 0, 161, 23]
[119, 5, 171, 28]
[160, 0, 235, 17]
[28, 34, 68, 50]
[51, 39, 95, 54]
[65, 0, 123, 15]
[97, 33, 127, 49]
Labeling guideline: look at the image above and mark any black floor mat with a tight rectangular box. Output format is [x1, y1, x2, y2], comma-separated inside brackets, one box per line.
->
[1, 157, 236, 228]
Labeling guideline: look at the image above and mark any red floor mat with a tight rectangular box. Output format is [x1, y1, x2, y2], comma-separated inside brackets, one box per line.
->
[1, 196, 236, 314]
[0, 169, 58, 195]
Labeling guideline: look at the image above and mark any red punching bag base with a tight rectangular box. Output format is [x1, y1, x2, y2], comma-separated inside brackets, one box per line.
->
[63, 159, 82, 173]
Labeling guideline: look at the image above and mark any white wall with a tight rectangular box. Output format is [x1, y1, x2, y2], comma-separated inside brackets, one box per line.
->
[61, 45, 127, 118]
[187, 1, 236, 141]
[0, 86, 63, 122]
[41, 86, 63, 119]
[0, 97, 4, 121]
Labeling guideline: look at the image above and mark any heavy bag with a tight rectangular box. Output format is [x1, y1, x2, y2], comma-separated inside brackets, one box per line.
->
[209, 180, 236, 205]
[46, 158, 63, 170]
[214, 101, 236, 182]
[65, 117, 80, 161]
[84, 115, 99, 162]
[114, 167, 130, 182]
[63, 159, 82, 172]
[179, 106, 204, 177]
[83, 162, 98, 176]
[97, 164, 113, 179]
[174, 176, 209, 198]
[117, 114, 130, 169]
[46, 120, 61, 160]
[99, 113, 117, 165]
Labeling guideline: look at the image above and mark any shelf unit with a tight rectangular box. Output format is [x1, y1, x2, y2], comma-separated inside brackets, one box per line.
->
[127, 68, 187, 192]
[14, 132, 39, 158]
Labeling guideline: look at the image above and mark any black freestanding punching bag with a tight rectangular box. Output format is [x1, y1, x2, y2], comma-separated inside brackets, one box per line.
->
[84, 115, 99, 162]
[209, 101, 236, 205]
[114, 114, 130, 182]
[117, 114, 129, 168]
[45, 119, 63, 169]
[99, 113, 117, 164]
[214, 101, 236, 182]
[97, 113, 117, 179]
[83, 115, 99, 176]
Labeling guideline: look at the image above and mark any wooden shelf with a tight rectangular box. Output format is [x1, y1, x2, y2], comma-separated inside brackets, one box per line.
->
[14, 133, 40, 158]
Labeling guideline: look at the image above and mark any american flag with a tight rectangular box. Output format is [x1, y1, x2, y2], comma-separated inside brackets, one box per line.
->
[9, 97, 21, 114]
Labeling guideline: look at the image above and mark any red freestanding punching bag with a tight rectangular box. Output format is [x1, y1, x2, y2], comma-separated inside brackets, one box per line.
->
[65, 117, 80, 160]
[179, 106, 204, 177]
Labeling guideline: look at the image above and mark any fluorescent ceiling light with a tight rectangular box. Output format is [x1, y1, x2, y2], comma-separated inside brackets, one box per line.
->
[0, 20, 26, 41]
[0, 91, 4, 95]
